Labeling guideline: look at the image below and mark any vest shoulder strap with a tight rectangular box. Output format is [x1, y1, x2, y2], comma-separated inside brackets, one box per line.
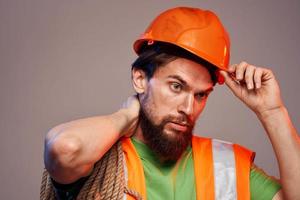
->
[192, 135, 255, 200]
[121, 137, 147, 200]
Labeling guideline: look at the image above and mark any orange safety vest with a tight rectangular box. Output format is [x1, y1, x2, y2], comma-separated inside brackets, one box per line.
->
[121, 136, 254, 200]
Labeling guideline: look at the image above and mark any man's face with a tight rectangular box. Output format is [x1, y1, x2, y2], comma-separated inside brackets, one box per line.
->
[138, 58, 214, 162]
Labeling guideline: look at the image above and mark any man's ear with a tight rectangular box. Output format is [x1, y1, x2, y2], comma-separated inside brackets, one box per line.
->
[131, 68, 148, 94]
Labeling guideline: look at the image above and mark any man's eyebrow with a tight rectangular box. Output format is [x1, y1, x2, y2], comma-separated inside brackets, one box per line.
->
[167, 75, 214, 93]
[167, 75, 187, 86]
[202, 87, 214, 93]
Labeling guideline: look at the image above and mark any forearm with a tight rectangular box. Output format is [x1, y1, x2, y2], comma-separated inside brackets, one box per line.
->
[257, 107, 300, 200]
[44, 109, 129, 183]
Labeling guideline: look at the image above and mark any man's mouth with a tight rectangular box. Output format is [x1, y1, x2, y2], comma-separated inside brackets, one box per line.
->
[167, 121, 190, 132]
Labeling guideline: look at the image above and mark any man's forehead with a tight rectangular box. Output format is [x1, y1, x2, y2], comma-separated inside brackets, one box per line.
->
[154, 58, 214, 88]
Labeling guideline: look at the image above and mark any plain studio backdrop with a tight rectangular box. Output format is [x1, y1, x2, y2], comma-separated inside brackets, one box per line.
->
[0, 0, 299, 199]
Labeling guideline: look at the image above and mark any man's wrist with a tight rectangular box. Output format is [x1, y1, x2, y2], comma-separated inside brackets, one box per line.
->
[256, 106, 287, 122]
[109, 109, 129, 138]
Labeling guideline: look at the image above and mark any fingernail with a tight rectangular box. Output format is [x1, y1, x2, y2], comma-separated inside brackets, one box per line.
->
[248, 84, 253, 89]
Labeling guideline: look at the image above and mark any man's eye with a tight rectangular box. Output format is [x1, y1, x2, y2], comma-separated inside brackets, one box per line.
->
[170, 82, 182, 92]
[195, 93, 208, 100]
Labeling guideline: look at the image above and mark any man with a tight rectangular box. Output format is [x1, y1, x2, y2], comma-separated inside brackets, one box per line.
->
[41, 7, 300, 200]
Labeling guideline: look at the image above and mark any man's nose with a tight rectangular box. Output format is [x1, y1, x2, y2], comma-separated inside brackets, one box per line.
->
[178, 94, 194, 117]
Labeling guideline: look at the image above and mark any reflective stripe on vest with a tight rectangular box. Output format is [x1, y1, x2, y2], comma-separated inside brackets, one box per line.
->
[121, 136, 254, 200]
[212, 139, 237, 199]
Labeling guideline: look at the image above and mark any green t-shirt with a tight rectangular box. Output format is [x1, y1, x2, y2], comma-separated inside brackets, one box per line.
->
[131, 138, 281, 200]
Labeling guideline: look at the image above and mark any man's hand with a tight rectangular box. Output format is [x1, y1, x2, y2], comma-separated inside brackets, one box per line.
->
[221, 61, 300, 200]
[118, 95, 140, 137]
[220, 61, 284, 116]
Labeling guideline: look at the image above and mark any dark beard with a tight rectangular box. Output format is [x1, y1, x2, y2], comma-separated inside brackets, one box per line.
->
[139, 107, 193, 162]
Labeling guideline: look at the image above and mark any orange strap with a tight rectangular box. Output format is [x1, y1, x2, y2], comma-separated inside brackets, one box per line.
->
[121, 137, 147, 200]
[192, 136, 254, 200]
[233, 144, 255, 200]
[192, 136, 215, 200]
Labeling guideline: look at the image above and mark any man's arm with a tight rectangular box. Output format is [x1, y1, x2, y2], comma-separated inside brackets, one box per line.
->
[257, 105, 300, 200]
[44, 96, 140, 184]
[220, 62, 300, 200]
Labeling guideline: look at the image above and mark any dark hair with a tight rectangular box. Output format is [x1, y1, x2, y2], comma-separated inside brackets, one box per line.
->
[131, 42, 218, 85]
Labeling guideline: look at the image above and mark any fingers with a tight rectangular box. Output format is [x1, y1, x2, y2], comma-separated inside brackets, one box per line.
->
[119, 95, 140, 137]
[121, 95, 138, 109]
[219, 70, 240, 95]
[254, 67, 263, 89]
[235, 62, 248, 81]
[228, 61, 264, 90]
[244, 65, 255, 89]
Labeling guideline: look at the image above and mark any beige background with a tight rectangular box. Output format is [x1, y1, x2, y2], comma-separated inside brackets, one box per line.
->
[0, 0, 299, 199]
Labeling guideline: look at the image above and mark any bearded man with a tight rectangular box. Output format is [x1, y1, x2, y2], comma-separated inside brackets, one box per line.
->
[42, 7, 300, 200]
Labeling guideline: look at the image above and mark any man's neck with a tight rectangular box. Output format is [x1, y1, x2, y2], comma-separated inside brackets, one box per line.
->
[132, 124, 146, 143]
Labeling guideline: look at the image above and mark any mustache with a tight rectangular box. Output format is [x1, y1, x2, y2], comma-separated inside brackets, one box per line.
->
[138, 105, 194, 128]
[163, 115, 193, 127]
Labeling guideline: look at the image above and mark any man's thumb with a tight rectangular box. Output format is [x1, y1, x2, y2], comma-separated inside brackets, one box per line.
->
[219, 70, 239, 93]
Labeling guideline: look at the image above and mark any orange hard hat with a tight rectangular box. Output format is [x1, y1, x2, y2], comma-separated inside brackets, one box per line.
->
[133, 7, 230, 72]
